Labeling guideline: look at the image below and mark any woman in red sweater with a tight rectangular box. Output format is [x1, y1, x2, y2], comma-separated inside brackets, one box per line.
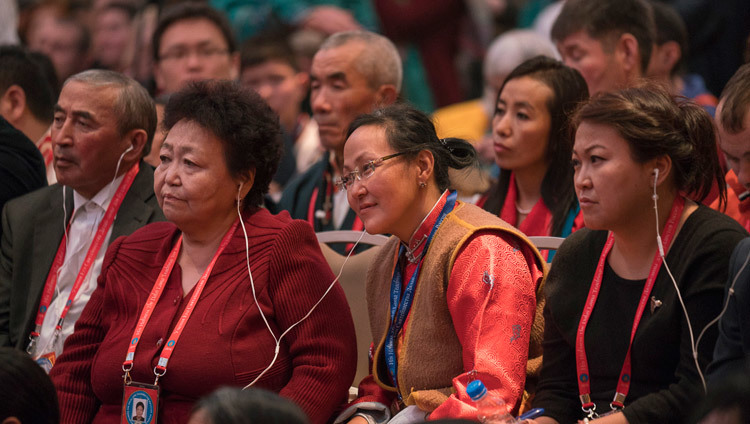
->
[50, 80, 356, 424]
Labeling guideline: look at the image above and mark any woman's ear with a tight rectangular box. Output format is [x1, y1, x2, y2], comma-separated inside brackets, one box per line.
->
[652, 155, 673, 187]
[236, 169, 256, 199]
[415, 150, 435, 186]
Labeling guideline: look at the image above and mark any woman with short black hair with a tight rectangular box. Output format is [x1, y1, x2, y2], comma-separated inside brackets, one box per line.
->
[530, 84, 746, 424]
[51, 80, 356, 424]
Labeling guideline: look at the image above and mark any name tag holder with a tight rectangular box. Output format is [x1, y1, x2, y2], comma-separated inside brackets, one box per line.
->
[121, 379, 159, 424]
[119, 220, 238, 423]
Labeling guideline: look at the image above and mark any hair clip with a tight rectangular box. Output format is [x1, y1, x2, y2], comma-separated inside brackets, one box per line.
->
[439, 138, 454, 153]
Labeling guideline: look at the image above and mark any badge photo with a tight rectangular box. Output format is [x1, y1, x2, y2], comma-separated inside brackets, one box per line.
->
[122, 382, 159, 424]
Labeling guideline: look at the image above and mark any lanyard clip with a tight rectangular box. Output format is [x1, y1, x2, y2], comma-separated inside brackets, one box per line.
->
[26, 336, 38, 355]
[580, 395, 597, 420]
[582, 405, 597, 420]
[610, 392, 626, 411]
[153, 365, 167, 386]
[122, 363, 133, 384]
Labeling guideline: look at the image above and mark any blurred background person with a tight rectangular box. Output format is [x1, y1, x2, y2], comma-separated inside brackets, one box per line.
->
[151, 2, 239, 97]
[711, 64, 750, 231]
[50, 80, 355, 424]
[188, 387, 310, 424]
[0, 45, 56, 145]
[551, 0, 654, 95]
[23, 1, 91, 85]
[278, 31, 399, 252]
[479, 57, 588, 241]
[0, 347, 59, 424]
[240, 35, 321, 200]
[91, 1, 137, 76]
[646, 1, 718, 116]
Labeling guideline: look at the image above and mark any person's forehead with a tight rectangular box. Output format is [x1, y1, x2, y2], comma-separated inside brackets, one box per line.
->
[312, 42, 366, 77]
[243, 59, 296, 76]
[717, 103, 750, 153]
[41, 20, 84, 45]
[558, 30, 606, 51]
[59, 81, 119, 115]
[159, 18, 228, 50]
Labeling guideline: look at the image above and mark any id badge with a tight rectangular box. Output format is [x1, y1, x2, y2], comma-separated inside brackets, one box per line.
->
[35, 352, 56, 374]
[121, 381, 159, 424]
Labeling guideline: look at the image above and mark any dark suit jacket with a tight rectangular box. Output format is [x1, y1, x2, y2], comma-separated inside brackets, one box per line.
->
[0, 161, 165, 349]
[707, 237, 750, 383]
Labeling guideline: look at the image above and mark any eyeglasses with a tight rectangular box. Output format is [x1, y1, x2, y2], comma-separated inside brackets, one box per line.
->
[158, 45, 230, 63]
[336, 152, 407, 191]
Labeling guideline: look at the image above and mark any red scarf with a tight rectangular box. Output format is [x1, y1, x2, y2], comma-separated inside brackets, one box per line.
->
[500, 173, 552, 236]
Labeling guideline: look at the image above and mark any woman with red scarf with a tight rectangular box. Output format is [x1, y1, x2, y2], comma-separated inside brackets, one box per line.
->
[480, 56, 589, 239]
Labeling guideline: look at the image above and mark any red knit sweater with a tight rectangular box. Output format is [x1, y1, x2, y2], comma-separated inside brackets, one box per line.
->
[50, 208, 357, 424]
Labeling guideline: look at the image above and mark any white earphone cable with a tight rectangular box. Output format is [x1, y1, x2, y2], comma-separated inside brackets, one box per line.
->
[652, 169, 705, 392]
[237, 187, 366, 389]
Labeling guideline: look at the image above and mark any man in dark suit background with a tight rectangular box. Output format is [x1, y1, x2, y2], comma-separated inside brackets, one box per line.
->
[0, 70, 165, 367]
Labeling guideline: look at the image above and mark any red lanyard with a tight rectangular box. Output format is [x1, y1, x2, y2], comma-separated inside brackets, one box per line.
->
[307, 170, 364, 252]
[28, 163, 139, 352]
[122, 220, 238, 384]
[575, 196, 685, 413]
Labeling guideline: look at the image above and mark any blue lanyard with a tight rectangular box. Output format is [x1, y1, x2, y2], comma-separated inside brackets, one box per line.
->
[385, 191, 457, 396]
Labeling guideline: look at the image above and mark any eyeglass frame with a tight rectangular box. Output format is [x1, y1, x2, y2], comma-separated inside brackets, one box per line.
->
[336, 151, 410, 191]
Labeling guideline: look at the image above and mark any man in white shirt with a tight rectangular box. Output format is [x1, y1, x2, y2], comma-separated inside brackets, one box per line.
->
[0, 70, 165, 369]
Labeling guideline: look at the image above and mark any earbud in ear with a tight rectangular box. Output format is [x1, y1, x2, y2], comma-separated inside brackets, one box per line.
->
[236, 183, 243, 202]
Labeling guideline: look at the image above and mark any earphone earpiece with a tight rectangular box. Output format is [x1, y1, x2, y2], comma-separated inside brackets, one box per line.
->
[236, 183, 243, 202]
[124, 144, 134, 154]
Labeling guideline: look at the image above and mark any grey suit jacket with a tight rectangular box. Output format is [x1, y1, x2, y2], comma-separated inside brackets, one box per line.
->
[0, 161, 165, 349]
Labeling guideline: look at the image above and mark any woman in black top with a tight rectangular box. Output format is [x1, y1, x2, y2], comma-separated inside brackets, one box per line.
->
[530, 84, 747, 424]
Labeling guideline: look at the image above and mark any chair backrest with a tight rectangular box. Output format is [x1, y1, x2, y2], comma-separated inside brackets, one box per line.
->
[528, 236, 565, 264]
[527, 236, 564, 251]
[316, 230, 389, 246]
[316, 231, 389, 386]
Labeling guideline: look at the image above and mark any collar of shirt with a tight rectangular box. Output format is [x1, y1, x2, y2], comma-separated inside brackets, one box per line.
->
[71, 172, 126, 217]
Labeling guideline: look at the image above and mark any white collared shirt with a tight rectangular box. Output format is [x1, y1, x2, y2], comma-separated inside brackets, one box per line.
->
[33, 174, 125, 360]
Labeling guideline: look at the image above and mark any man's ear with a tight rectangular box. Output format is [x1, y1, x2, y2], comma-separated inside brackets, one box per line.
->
[0, 85, 28, 124]
[375, 84, 398, 107]
[660, 41, 682, 74]
[123, 128, 149, 160]
[616, 33, 642, 76]
[229, 52, 240, 81]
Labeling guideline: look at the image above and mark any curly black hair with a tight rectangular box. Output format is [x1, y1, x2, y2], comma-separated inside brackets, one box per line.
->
[163, 80, 282, 207]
